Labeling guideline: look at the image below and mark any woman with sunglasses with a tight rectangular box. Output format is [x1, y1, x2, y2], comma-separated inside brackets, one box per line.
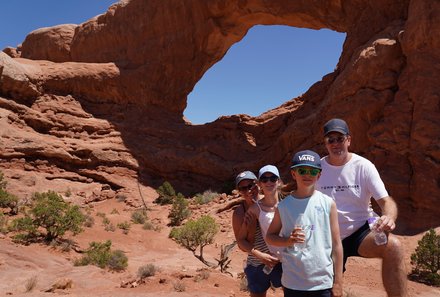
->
[238, 165, 284, 294]
[266, 150, 343, 297]
[232, 170, 281, 297]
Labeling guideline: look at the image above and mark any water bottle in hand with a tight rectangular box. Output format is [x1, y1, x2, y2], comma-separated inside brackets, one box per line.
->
[293, 213, 306, 253]
[368, 210, 388, 246]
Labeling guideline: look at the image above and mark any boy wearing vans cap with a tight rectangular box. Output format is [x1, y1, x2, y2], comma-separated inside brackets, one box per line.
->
[266, 150, 343, 297]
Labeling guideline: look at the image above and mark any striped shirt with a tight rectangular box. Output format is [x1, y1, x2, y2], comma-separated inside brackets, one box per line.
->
[247, 222, 271, 266]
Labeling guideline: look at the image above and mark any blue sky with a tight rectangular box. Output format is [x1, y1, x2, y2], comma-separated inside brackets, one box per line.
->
[1, 1, 346, 124]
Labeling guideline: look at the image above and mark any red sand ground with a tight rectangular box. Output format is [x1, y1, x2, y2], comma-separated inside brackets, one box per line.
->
[0, 195, 439, 297]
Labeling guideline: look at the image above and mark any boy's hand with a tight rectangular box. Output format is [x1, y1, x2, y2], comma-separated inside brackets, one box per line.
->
[289, 227, 305, 245]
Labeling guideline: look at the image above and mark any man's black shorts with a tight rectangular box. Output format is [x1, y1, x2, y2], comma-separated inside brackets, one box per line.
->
[341, 221, 370, 271]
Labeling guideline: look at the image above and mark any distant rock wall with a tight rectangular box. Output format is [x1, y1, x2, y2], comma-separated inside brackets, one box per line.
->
[0, 0, 438, 233]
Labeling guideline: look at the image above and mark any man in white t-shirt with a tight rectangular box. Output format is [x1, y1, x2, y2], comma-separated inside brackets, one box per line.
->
[316, 118, 408, 297]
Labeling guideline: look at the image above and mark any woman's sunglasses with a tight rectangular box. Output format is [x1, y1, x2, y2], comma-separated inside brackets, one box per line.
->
[259, 175, 279, 183]
[238, 182, 256, 192]
[295, 168, 321, 177]
[324, 135, 347, 144]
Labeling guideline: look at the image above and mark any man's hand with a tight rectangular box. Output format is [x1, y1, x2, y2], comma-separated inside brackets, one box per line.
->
[375, 196, 398, 232]
[331, 281, 343, 297]
[376, 215, 395, 232]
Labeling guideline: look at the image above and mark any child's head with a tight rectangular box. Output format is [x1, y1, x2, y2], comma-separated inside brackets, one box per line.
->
[258, 165, 281, 194]
[290, 150, 321, 186]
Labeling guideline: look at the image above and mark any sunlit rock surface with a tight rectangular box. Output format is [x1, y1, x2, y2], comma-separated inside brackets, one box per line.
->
[1, 0, 438, 233]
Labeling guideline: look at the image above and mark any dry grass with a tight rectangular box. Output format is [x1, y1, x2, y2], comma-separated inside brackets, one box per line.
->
[173, 280, 186, 292]
[25, 275, 38, 292]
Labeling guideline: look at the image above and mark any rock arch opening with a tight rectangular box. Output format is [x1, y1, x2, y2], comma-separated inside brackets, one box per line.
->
[184, 25, 345, 124]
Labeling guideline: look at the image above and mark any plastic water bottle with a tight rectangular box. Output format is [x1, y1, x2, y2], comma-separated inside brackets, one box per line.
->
[367, 210, 388, 246]
[263, 264, 273, 274]
[263, 251, 282, 274]
[293, 213, 306, 252]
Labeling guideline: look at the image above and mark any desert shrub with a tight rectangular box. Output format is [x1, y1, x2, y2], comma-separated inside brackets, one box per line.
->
[108, 250, 128, 271]
[131, 209, 148, 224]
[155, 181, 176, 205]
[143, 221, 162, 231]
[102, 217, 110, 225]
[169, 215, 218, 264]
[31, 191, 85, 241]
[75, 240, 127, 271]
[0, 212, 8, 233]
[10, 191, 85, 242]
[117, 221, 131, 234]
[110, 208, 119, 214]
[83, 213, 95, 228]
[104, 222, 116, 232]
[138, 264, 158, 278]
[25, 275, 38, 292]
[0, 188, 19, 214]
[0, 171, 7, 190]
[173, 280, 186, 292]
[10, 216, 39, 243]
[168, 193, 190, 226]
[96, 212, 106, 218]
[410, 228, 440, 286]
[194, 269, 210, 282]
[142, 221, 154, 230]
[194, 190, 218, 205]
[65, 188, 72, 197]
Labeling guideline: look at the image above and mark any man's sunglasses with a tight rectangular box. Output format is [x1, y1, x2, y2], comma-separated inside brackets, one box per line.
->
[324, 135, 347, 144]
[259, 175, 279, 183]
[238, 182, 256, 192]
[295, 168, 321, 177]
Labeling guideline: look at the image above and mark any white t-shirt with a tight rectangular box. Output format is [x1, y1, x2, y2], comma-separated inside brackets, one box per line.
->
[316, 153, 388, 239]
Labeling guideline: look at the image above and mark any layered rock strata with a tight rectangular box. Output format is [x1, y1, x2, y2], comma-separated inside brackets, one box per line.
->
[1, 0, 439, 233]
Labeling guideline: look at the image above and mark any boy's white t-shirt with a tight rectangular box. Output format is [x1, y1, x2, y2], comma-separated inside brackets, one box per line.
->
[316, 153, 388, 239]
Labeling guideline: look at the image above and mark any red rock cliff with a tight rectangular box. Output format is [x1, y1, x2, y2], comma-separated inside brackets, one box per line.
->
[0, 0, 438, 233]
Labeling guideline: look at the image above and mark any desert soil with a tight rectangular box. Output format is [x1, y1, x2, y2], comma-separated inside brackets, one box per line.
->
[0, 191, 439, 297]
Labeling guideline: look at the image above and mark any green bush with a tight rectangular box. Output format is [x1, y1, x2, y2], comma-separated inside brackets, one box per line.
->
[155, 181, 176, 205]
[0, 212, 8, 233]
[0, 171, 7, 190]
[169, 215, 218, 264]
[11, 191, 85, 242]
[410, 228, 440, 286]
[168, 193, 190, 226]
[0, 188, 19, 214]
[75, 240, 112, 268]
[117, 221, 131, 234]
[194, 190, 218, 205]
[75, 240, 127, 271]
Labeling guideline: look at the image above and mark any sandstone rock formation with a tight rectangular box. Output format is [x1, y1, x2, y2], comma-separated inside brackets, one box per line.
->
[0, 0, 439, 233]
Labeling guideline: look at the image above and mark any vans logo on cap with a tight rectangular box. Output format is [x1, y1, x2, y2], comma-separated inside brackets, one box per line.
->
[298, 154, 315, 162]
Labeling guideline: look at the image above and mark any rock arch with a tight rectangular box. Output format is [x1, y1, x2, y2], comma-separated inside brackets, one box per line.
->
[1, 0, 439, 233]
